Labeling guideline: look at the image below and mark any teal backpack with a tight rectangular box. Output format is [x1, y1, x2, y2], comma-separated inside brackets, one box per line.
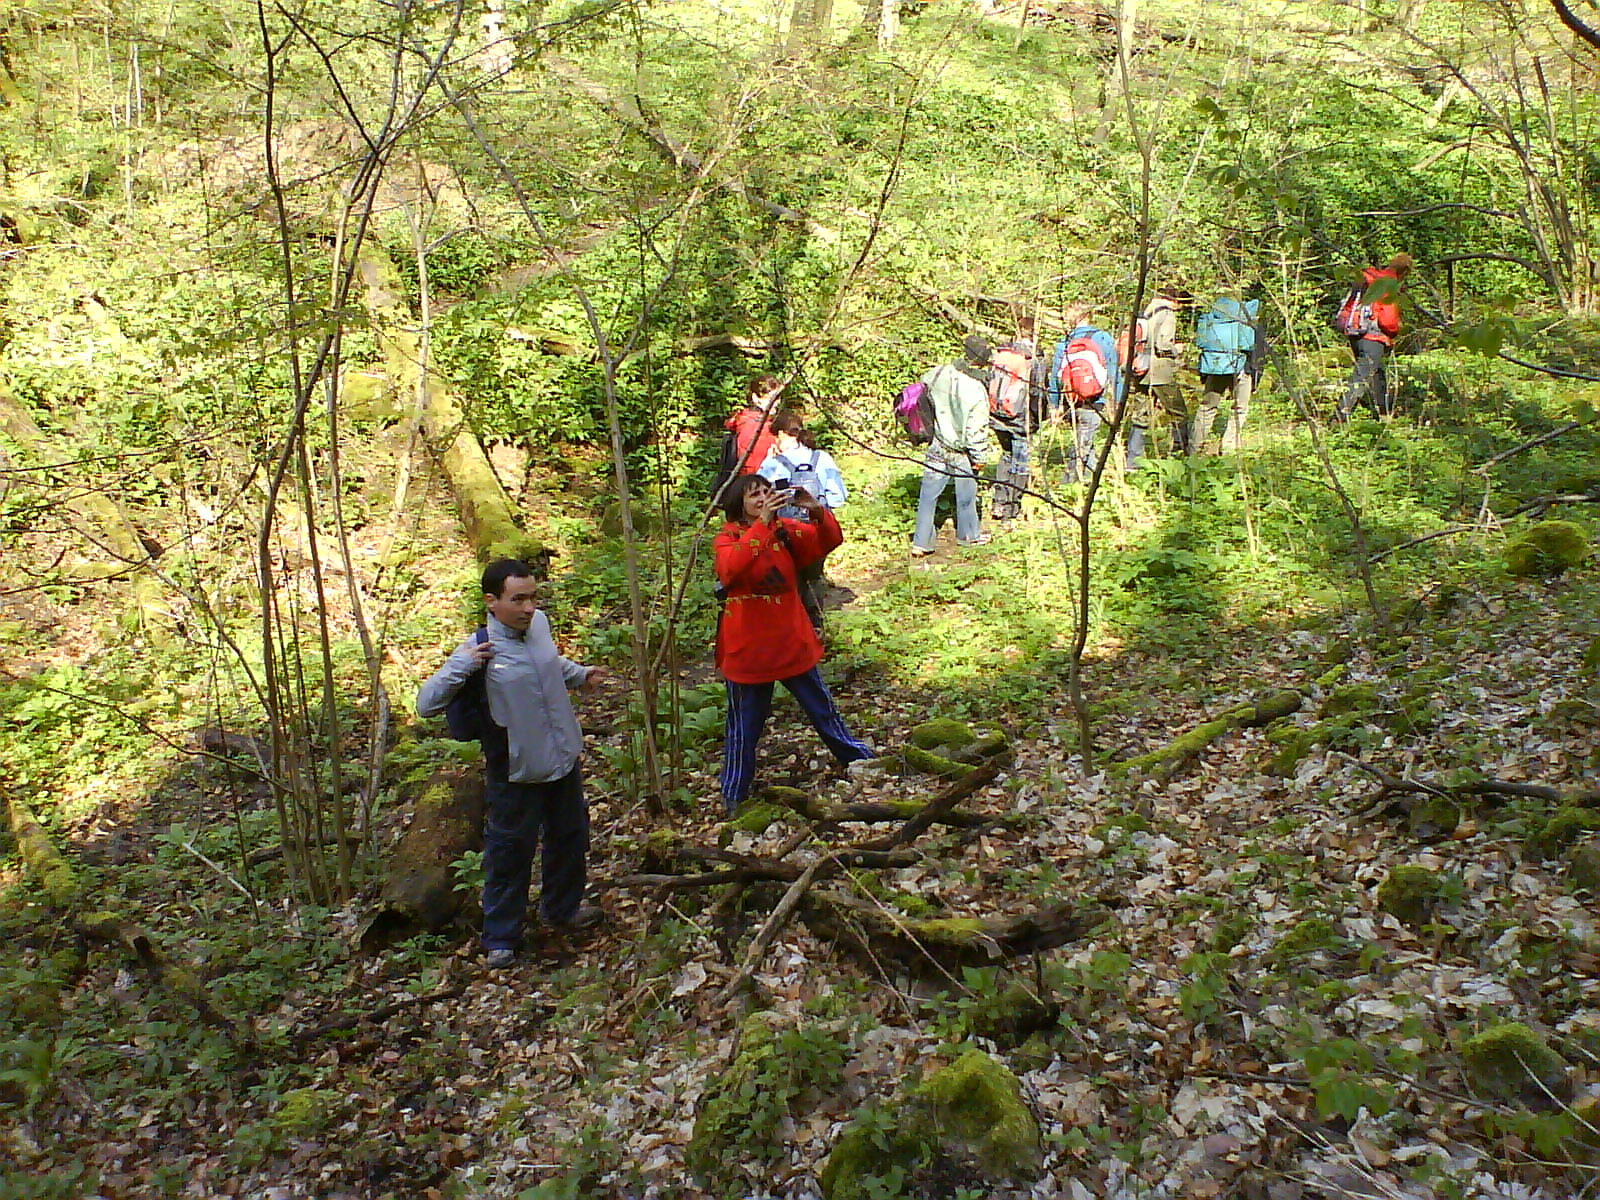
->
[1195, 298, 1259, 376]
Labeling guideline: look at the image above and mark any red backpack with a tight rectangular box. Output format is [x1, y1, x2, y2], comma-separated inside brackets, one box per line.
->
[1062, 335, 1109, 403]
[987, 346, 1032, 420]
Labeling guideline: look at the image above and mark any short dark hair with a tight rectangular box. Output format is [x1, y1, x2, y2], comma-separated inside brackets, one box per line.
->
[721, 474, 770, 524]
[481, 558, 535, 599]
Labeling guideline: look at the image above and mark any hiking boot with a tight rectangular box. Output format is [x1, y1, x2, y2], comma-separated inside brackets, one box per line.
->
[485, 948, 516, 969]
[547, 904, 604, 932]
[958, 533, 992, 547]
[910, 545, 936, 558]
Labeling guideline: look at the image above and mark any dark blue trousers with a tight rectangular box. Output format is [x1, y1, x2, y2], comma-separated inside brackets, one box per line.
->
[480, 757, 589, 951]
[721, 666, 874, 813]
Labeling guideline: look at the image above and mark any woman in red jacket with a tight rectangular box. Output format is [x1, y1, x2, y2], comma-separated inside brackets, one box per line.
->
[714, 474, 874, 814]
[1336, 252, 1412, 421]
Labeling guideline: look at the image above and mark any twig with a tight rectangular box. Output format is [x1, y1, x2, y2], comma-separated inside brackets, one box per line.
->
[860, 762, 1002, 852]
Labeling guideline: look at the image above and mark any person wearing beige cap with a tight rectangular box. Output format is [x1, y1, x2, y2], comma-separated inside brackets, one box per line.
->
[1335, 253, 1413, 421]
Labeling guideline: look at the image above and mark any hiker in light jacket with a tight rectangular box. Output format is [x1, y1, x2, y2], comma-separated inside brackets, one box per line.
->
[911, 335, 994, 557]
[758, 411, 847, 631]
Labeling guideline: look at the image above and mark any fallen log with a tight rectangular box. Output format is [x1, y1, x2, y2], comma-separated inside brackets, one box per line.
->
[608, 847, 920, 893]
[1111, 690, 1303, 782]
[356, 243, 542, 562]
[5, 792, 79, 905]
[358, 768, 484, 953]
[800, 892, 1108, 977]
[291, 985, 465, 1047]
[75, 913, 249, 1044]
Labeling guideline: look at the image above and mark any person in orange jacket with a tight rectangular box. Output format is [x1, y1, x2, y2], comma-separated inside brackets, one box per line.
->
[1336, 253, 1412, 421]
[713, 474, 874, 814]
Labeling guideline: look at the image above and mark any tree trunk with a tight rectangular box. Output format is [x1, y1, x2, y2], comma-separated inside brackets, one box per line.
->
[355, 243, 541, 562]
[358, 768, 484, 952]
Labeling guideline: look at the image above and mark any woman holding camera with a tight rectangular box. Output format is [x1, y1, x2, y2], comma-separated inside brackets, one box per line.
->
[713, 474, 874, 814]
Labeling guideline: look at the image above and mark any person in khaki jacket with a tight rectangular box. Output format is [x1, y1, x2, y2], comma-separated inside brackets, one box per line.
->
[1123, 293, 1187, 469]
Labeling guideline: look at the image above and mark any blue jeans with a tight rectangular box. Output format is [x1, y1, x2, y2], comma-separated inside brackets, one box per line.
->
[721, 666, 874, 812]
[992, 428, 1030, 519]
[913, 445, 980, 551]
[480, 757, 589, 950]
[1064, 407, 1103, 482]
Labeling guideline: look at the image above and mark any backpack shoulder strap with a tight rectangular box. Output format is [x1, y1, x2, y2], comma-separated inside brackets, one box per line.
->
[474, 625, 488, 646]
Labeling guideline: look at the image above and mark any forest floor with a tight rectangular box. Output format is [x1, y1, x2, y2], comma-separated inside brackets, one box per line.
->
[5, 439, 1600, 1200]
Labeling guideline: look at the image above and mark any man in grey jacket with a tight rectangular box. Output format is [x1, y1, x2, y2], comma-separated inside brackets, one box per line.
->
[912, 334, 994, 557]
[417, 559, 607, 968]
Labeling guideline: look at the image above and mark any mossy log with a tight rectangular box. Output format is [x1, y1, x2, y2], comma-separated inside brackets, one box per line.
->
[4, 792, 79, 905]
[75, 913, 248, 1044]
[0, 383, 166, 633]
[800, 891, 1106, 977]
[356, 245, 541, 563]
[358, 768, 484, 952]
[1112, 689, 1303, 781]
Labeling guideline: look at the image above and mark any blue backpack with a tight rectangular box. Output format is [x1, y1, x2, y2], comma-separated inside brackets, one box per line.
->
[773, 452, 824, 521]
[1195, 298, 1258, 376]
[443, 627, 495, 741]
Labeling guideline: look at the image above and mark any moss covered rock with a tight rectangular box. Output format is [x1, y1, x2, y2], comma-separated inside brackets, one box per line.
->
[1460, 1023, 1570, 1104]
[1407, 796, 1461, 841]
[1504, 520, 1589, 577]
[903, 744, 979, 780]
[1377, 865, 1443, 926]
[903, 720, 1010, 777]
[821, 1048, 1043, 1200]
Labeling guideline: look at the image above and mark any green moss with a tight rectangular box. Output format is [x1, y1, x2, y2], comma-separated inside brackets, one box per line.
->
[1377, 865, 1442, 926]
[1320, 682, 1379, 718]
[903, 745, 978, 779]
[912, 1049, 1042, 1177]
[1504, 520, 1590, 577]
[722, 802, 789, 836]
[910, 718, 977, 750]
[821, 1048, 1042, 1200]
[914, 918, 989, 942]
[1528, 807, 1600, 860]
[1271, 917, 1336, 963]
[1460, 1023, 1569, 1103]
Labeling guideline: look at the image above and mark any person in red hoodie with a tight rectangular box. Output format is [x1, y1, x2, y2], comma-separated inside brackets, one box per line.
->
[1336, 252, 1412, 421]
[713, 474, 874, 814]
[726, 374, 785, 476]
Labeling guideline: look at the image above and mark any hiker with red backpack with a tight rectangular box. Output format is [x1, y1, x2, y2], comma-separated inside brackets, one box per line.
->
[987, 318, 1047, 521]
[1121, 294, 1186, 470]
[911, 334, 994, 557]
[1334, 253, 1412, 422]
[1048, 316, 1124, 484]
